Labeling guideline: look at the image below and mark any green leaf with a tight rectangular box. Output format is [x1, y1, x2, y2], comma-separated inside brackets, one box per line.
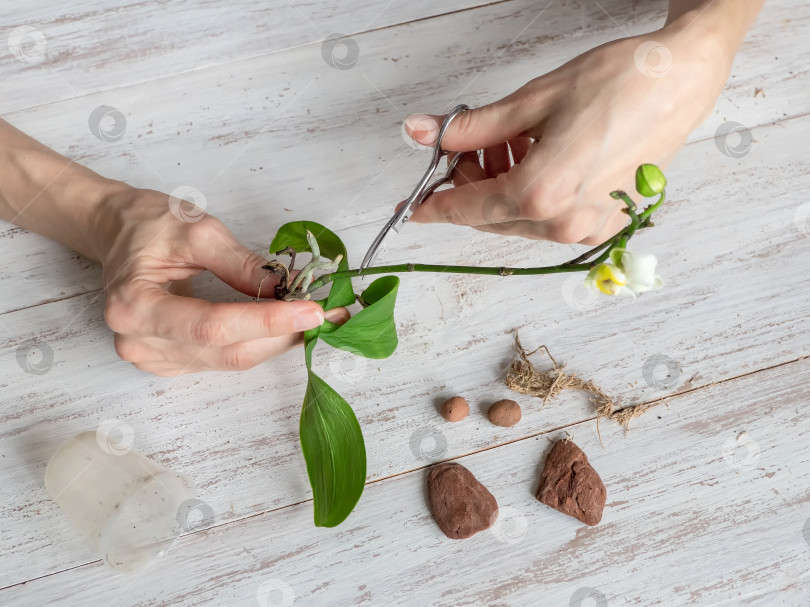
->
[268, 221, 354, 310]
[300, 370, 367, 527]
[319, 276, 399, 359]
[303, 327, 320, 368]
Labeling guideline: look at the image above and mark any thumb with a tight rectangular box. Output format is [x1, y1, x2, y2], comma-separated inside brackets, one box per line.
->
[190, 219, 279, 298]
[404, 93, 537, 152]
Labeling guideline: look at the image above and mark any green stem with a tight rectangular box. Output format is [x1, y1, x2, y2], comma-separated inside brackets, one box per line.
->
[303, 189, 660, 294]
[565, 231, 622, 265]
[639, 190, 666, 222]
[308, 261, 592, 291]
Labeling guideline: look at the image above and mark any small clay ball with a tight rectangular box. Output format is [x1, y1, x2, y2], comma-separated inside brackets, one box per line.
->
[487, 399, 521, 427]
[440, 396, 469, 422]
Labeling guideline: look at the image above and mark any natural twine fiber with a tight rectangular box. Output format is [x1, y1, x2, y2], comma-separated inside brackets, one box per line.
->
[505, 332, 658, 445]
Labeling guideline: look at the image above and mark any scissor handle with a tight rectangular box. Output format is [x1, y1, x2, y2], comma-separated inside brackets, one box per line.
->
[359, 104, 469, 272]
[392, 104, 469, 229]
[411, 150, 465, 209]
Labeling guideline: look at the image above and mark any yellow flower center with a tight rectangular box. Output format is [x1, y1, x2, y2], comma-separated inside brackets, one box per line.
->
[593, 263, 626, 296]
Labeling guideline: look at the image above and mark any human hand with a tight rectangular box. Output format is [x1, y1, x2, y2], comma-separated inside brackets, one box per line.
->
[97, 187, 347, 376]
[403, 16, 736, 245]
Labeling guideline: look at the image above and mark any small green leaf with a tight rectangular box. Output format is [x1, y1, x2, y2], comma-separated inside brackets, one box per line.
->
[269, 221, 354, 310]
[319, 276, 399, 359]
[300, 370, 366, 527]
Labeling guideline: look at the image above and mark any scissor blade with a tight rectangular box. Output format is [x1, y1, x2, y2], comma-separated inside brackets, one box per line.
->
[359, 152, 465, 272]
[359, 212, 400, 272]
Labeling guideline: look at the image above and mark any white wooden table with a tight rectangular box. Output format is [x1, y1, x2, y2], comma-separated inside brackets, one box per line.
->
[2, 1, 809, 605]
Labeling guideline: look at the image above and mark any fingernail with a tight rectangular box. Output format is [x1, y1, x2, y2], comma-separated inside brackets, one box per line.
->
[294, 306, 324, 331]
[405, 114, 439, 144]
[325, 307, 351, 325]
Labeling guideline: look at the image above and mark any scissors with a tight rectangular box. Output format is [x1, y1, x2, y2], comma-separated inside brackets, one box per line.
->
[359, 104, 469, 273]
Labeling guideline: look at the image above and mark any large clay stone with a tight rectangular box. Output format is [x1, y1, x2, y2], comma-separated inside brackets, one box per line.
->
[536, 439, 606, 526]
[427, 462, 499, 539]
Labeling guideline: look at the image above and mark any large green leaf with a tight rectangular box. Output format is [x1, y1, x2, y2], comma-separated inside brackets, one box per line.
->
[268, 221, 354, 310]
[318, 276, 399, 359]
[300, 370, 367, 527]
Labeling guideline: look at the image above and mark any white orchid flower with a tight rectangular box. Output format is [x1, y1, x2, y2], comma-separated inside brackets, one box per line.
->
[584, 249, 663, 298]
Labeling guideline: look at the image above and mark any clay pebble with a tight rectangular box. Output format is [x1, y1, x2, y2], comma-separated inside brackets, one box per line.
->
[427, 462, 499, 539]
[487, 399, 521, 427]
[440, 396, 469, 422]
[536, 439, 606, 526]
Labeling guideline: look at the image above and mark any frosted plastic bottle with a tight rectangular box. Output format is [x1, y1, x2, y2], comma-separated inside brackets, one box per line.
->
[44, 430, 196, 573]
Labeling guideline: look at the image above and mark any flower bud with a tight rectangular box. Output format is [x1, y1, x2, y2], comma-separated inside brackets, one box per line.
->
[635, 164, 667, 197]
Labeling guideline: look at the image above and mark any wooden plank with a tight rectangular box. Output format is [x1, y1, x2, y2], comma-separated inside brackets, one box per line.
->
[2, 358, 808, 605]
[1, 110, 809, 586]
[2, 0, 810, 592]
[1, 0, 504, 114]
[0, 0, 806, 314]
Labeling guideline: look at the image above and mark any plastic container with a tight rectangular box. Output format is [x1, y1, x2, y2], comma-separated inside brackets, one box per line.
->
[44, 430, 196, 573]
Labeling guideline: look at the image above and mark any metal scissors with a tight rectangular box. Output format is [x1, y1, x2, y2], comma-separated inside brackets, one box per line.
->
[359, 104, 469, 273]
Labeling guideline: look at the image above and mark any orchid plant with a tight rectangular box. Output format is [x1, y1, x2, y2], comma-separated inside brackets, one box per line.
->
[264, 164, 667, 527]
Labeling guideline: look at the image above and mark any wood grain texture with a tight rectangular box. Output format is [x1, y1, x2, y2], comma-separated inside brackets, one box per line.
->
[2, 358, 808, 605]
[1, 0, 809, 602]
[1, 112, 809, 589]
[2, 0, 507, 114]
[0, 0, 806, 314]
